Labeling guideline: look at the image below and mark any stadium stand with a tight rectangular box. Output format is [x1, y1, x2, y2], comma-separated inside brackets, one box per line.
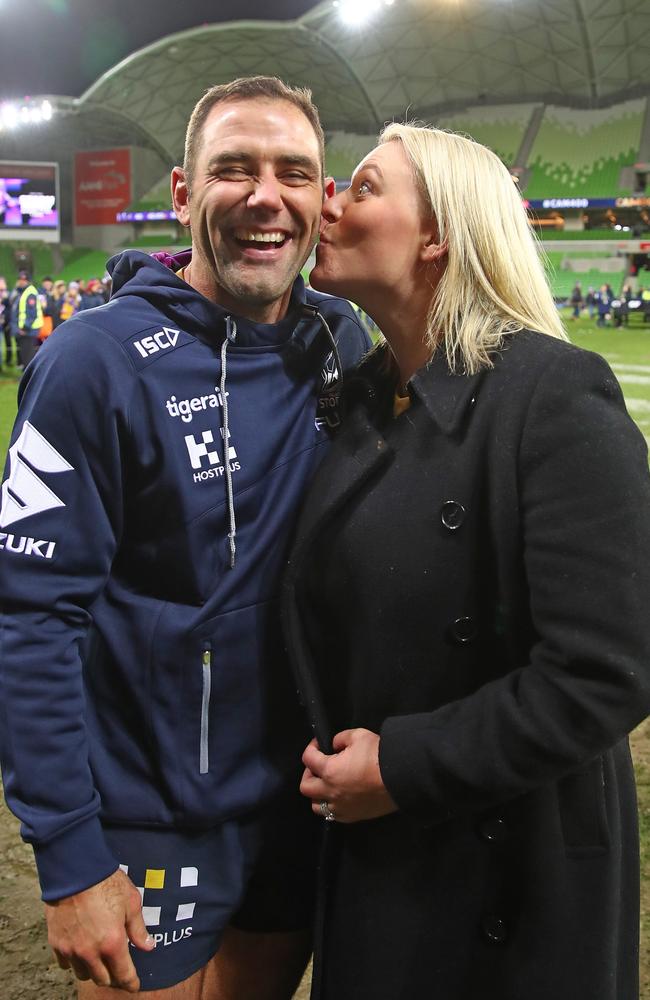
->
[524, 99, 646, 199]
[435, 104, 534, 166]
[325, 133, 376, 182]
[543, 249, 627, 299]
[127, 175, 175, 214]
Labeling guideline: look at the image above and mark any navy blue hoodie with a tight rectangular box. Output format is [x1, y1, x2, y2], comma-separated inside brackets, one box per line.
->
[0, 250, 370, 901]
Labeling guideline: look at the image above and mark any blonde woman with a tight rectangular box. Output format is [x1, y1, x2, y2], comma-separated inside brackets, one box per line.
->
[283, 125, 650, 1000]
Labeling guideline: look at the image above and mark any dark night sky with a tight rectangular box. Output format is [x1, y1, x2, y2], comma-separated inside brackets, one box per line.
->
[0, 0, 322, 100]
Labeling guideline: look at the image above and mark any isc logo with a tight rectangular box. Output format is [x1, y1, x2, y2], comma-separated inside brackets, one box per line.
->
[133, 327, 180, 358]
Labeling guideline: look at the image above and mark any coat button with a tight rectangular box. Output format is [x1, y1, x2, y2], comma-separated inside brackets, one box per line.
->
[450, 616, 477, 644]
[477, 816, 508, 843]
[441, 500, 466, 530]
[480, 914, 508, 945]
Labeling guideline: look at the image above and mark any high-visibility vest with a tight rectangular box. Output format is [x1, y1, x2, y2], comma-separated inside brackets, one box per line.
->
[18, 283, 43, 332]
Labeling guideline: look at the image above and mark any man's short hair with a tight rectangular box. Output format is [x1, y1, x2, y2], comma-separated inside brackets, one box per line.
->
[183, 76, 325, 190]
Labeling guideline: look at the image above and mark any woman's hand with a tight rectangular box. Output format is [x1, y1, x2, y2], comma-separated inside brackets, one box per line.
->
[300, 729, 399, 823]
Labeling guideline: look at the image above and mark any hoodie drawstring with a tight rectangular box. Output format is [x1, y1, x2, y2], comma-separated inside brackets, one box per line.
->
[219, 307, 340, 570]
[301, 304, 343, 384]
[221, 317, 238, 569]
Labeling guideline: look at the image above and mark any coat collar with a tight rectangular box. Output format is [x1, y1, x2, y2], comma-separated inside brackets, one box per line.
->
[409, 349, 484, 435]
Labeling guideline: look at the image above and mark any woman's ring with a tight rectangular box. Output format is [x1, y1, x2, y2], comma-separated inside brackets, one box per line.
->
[319, 800, 336, 822]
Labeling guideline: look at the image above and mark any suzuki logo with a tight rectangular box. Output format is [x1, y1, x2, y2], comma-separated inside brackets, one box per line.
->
[0, 421, 73, 529]
[133, 327, 180, 358]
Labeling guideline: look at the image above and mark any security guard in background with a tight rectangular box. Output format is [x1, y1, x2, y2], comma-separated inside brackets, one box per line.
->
[16, 270, 43, 368]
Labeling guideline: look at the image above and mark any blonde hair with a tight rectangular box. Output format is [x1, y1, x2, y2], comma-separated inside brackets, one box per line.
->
[379, 123, 567, 373]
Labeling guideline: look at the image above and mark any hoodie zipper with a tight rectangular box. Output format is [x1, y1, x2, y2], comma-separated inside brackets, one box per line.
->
[200, 643, 212, 774]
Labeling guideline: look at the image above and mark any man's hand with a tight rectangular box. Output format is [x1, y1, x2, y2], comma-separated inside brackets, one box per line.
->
[300, 728, 399, 823]
[45, 868, 155, 991]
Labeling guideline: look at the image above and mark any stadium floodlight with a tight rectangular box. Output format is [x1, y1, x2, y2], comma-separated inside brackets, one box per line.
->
[0, 99, 54, 133]
[0, 103, 18, 129]
[333, 0, 395, 27]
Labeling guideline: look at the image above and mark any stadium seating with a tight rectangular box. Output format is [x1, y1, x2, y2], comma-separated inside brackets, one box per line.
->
[542, 248, 627, 299]
[435, 104, 535, 165]
[525, 98, 646, 198]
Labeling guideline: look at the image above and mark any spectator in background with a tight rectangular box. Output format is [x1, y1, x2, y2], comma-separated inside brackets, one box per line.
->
[597, 283, 612, 327]
[8, 272, 27, 362]
[585, 285, 596, 320]
[50, 280, 67, 329]
[617, 284, 634, 328]
[569, 280, 582, 319]
[58, 282, 80, 323]
[11, 271, 43, 368]
[0, 276, 9, 370]
[38, 276, 55, 342]
[79, 278, 106, 311]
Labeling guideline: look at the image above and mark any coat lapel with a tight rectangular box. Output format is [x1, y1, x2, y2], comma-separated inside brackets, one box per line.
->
[411, 351, 484, 434]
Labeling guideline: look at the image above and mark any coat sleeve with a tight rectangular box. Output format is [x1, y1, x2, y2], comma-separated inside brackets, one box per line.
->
[0, 321, 133, 899]
[379, 348, 650, 824]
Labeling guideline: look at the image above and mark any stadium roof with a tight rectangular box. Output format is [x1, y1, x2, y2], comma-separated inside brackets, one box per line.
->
[3, 0, 650, 167]
[72, 0, 650, 161]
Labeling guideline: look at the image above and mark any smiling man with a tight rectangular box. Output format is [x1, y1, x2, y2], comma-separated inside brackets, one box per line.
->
[0, 77, 370, 999]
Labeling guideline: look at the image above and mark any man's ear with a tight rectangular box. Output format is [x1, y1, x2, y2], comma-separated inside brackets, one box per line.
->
[171, 167, 191, 228]
[324, 176, 336, 201]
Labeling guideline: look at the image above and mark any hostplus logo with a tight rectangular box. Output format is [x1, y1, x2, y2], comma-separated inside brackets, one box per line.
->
[184, 428, 240, 483]
[0, 420, 71, 559]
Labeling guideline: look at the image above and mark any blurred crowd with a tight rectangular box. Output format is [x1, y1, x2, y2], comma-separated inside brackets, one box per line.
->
[0, 271, 111, 371]
[567, 279, 650, 327]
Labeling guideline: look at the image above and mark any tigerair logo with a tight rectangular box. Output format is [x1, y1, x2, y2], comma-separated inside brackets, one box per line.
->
[0, 421, 71, 557]
[165, 385, 228, 424]
[184, 429, 240, 483]
[121, 863, 197, 949]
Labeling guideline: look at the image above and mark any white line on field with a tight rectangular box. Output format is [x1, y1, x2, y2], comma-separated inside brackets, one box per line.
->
[615, 374, 650, 385]
[611, 364, 650, 374]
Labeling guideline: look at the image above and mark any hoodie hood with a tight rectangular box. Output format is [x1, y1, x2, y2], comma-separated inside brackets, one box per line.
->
[107, 248, 310, 349]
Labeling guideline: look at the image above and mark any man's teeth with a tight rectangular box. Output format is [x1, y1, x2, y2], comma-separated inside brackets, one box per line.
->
[235, 231, 286, 243]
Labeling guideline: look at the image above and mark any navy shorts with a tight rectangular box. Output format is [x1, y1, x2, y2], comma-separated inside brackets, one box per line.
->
[103, 798, 318, 991]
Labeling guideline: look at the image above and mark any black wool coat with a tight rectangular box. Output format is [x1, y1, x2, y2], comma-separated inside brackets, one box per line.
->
[283, 330, 650, 1000]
